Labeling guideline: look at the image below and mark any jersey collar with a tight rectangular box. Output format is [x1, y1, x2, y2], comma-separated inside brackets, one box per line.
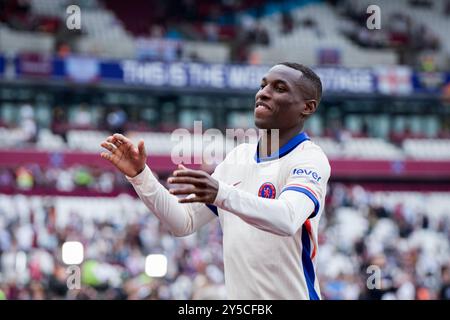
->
[254, 131, 310, 163]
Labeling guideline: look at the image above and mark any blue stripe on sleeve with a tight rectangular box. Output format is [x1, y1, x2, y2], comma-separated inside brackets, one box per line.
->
[281, 186, 320, 218]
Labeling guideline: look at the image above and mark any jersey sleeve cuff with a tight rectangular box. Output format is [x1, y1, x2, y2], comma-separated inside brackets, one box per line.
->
[125, 165, 153, 185]
[213, 180, 232, 207]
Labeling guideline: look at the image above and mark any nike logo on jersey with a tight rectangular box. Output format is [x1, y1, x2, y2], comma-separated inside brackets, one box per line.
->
[232, 181, 242, 186]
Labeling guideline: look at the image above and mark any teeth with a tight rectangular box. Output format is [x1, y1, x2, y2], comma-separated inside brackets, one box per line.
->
[256, 103, 271, 111]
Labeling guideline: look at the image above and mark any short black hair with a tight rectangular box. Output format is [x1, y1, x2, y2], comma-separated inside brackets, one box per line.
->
[278, 62, 322, 104]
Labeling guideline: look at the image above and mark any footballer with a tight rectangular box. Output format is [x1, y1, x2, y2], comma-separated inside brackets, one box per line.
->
[100, 62, 330, 300]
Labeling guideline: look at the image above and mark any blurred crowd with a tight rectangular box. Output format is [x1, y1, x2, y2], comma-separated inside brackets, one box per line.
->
[0, 164, 130, 195]
[0, 184, 449, 300]
[0, 103, 132, 146]
[339, 0, 440, 50]
[319, 184, 450, 300]
[0, 193, 225, 299]
[335, 0, 443, 69]
[0, 0, 60, 33]
[2, 103, 450, 151]
[0, 0, 275, 63]
[2, 0, 450, 66]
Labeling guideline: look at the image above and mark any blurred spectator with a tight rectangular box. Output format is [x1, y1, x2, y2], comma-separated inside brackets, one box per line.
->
[281, 11, 294, 34]
[51, 106, 68, 142]
[55, 169, 75, 192]
[247, 22, 269, 45]
[73, 167, 93, 188]
[19, 104, 37, 143]
[204, 22, 219, 42]
[15, 166, 33, 190]
[106, 107, 128, 134]
[72, 105, 93, 128]
[439, 265, 450, 300]
[0, 168, 14, 188]
[231, 16, 270, 62]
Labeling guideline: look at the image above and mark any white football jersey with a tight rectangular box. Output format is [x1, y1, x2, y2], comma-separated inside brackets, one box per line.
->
[127, 131, 330, 300]
[210, 131, 330, 299]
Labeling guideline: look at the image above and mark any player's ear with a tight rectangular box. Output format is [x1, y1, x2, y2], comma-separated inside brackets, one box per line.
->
[302, 99, 317, 117]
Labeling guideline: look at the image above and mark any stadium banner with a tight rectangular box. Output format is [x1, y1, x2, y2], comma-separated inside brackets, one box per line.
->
[14, 54, 97, 83]
[13, 54, 380, 93]
[412, 71, 450, 94]
[315, 67, 376, 94]
[0, 55, 4, 76]
[119, 60, 270, 90]
[65, 55, 101, 83]
[374, 66, 414, 95]
[15, 52, 54, 77]
[118, 62, 379, 93]
[12, 54, 450, 95]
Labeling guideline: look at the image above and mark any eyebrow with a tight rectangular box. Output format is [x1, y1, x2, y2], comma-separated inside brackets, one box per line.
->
[261, 77, 291, 87]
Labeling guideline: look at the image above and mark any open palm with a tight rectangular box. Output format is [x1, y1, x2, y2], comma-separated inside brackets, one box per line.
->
[100, 133, 147, 177]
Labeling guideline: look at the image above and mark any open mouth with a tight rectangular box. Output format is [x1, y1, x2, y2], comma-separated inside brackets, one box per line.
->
[255, 102, 272, 111]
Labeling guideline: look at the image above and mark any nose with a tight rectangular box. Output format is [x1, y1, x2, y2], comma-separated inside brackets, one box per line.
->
[255, 85, 271, 101]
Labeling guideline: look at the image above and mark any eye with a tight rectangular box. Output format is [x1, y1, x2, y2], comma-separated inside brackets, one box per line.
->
[275, 85, 287, 92]
[259, 83, 266, 90]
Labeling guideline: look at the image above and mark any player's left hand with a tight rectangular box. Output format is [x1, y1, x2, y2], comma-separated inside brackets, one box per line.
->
[168, 164, 219, 204]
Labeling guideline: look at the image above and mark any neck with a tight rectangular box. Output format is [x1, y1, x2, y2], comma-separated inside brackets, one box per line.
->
[258, 125, 304, 158]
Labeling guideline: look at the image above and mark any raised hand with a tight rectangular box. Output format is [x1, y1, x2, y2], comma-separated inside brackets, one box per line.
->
[168, 164, 219, 204]
[100, 133, 147, 177]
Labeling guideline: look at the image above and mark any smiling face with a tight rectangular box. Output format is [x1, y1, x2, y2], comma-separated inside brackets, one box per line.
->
[254, 64, 319, 132]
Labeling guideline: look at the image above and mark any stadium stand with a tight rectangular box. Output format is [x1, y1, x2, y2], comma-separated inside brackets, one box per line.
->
[0, 186, 448, 299]
[0, 0, 449, 301]
[1, 0, 448, 67]
[403, 139, 450, 160]
[3, 126, 450, 161]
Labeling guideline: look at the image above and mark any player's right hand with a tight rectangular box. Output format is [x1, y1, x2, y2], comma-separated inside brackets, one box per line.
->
[100, 133, 147, 177]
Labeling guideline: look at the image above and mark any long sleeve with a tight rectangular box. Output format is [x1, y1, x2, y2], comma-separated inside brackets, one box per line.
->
[213, 181, 316, 236]
[126, 165, 217, 237]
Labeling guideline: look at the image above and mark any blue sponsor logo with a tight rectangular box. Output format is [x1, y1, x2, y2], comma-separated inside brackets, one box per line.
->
[292, 168, 322, 182]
